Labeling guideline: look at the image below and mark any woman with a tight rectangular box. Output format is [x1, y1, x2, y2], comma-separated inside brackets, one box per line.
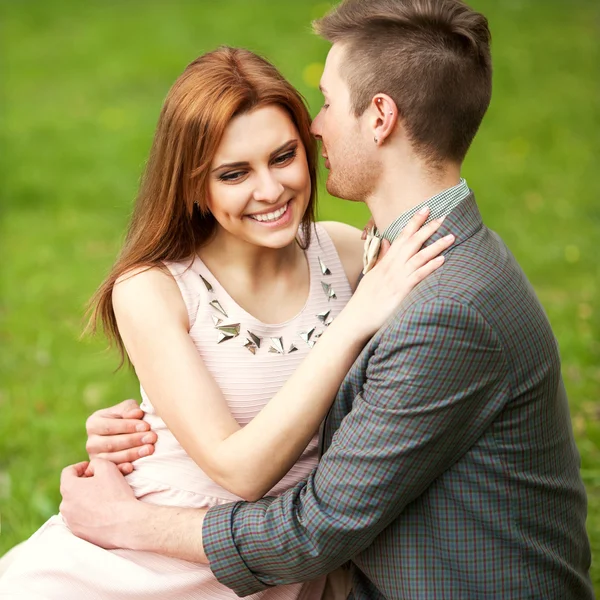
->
[0, 47, 451, 599]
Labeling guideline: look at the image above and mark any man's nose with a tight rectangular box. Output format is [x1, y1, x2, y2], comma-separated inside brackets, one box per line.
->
[311, 111, 322, 140]
[252, 170, 284, 203]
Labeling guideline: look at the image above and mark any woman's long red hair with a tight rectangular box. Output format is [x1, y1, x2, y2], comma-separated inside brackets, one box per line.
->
[87, 47, 318, 362]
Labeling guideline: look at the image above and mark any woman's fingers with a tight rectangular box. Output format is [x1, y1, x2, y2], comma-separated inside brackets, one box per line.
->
[408, 234, 455, 270]
[411, 217, 445, 246]
[86, 414, 149, 437]
[361, 216, 376, 240]
[86, 430, 157, 456]
[88, 443, 155, 466]
[400, 218, 444, 256]
[376, 239, 392, 263]
[95, 444, 155, 465]
[397, 207, 430, 241]
[85, 399, 148, 437]
[383, 217, 443, 265]
[408, 255, 446, 285]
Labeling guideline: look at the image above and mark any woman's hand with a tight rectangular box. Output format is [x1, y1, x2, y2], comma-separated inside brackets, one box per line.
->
[361, 216, 376, 240]
[85, 399, 157, 475]
[341, 207, 454, 339]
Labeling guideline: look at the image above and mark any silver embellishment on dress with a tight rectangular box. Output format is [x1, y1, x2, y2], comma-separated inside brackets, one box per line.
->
[310, 332, 322, 347]
[216, 323, 240, 337]
[299, 327, 315, 345]
[325, 316, 334, 326]
[243, 338, 258, 354]
[318, 257, 332, 276]
[288, 344, 298, 353]
[211, 315, 222, 327]
[217, 331, 235, 344]
[316, 310, 331, 323]
[199, 275, 214, 293]
[268, 337, 285, 354]
[247, 331, 261, 348]
[210, 299, 228, 317]
[321, 282, 337, 301]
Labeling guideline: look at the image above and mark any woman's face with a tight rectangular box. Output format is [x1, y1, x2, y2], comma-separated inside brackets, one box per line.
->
[207, 105, 311, 250]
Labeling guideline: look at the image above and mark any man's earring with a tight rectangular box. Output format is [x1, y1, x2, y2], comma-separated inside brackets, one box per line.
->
[374, 136, 378, 144]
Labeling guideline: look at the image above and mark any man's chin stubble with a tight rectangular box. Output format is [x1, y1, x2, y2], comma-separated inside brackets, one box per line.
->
[326, 173, 369, 203]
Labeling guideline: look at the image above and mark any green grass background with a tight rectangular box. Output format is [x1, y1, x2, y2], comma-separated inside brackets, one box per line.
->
[1, 0, 598, 590]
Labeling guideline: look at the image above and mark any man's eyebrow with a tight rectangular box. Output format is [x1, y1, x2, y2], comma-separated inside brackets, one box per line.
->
[211, 139, 298, 172]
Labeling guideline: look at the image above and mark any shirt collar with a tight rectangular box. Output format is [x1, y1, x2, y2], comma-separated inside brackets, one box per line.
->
[378, 178, 471, 242]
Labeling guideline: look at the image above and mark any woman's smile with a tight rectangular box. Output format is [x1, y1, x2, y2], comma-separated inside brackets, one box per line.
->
[246, 200, 293, 227]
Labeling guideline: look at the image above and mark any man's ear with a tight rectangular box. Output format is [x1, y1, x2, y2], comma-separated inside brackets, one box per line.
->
[370, 94, 398, 145]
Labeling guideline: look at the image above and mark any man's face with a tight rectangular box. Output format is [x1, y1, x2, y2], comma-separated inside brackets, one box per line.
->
[311, 43, 381, 202]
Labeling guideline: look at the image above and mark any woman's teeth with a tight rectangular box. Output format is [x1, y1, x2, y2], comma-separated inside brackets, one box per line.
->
[249, 203, 288, 222]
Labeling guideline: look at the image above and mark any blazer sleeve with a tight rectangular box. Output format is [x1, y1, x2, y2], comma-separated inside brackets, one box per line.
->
[203, 296, 509, 597]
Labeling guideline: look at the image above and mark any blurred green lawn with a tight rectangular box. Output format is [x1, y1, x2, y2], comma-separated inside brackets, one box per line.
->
[1, 0, 598, 590]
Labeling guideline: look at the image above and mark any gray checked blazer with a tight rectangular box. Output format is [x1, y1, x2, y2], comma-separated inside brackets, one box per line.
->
[204, 194, 594, 600]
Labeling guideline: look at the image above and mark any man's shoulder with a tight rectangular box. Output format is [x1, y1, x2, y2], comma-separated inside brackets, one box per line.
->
[374, 222, 555, 364]
[405, 223, 529, 308]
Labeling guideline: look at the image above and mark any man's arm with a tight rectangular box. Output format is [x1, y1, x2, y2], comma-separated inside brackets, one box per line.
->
[202, 296, 509, 596]
[60, 459, 209, 562]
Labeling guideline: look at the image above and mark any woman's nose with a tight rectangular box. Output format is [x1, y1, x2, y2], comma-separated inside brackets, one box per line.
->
[252, 171, 285, 203]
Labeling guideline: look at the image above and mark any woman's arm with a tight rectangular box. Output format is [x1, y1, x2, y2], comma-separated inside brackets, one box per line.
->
[113, 267, 365, 502]
[114, 211, 453, 502]
[84, 221, 367, 473]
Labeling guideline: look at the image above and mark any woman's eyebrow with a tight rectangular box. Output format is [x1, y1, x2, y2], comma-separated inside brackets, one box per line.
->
[212, 139, 298, 172]
[269, 139, 298, 159]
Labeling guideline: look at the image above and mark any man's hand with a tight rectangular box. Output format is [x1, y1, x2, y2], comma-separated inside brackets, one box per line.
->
[60, 459, 145, 550]
[85, 399, 157, 475]
[60, 459, 210, 563]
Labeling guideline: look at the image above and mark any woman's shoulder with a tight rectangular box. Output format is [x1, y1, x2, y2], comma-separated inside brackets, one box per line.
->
[112, 264, 190, 329]
[113, 265, 174, 297]
[317, 221, 364, 291]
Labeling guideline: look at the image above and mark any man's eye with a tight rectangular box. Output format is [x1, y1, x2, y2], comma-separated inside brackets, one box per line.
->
[322, 104, 330, 110]
[273, 150, 297, 165]
[219, 171, 245, 182]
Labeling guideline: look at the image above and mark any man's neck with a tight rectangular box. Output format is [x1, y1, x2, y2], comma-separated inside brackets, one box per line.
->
[366, 162, 462, 232]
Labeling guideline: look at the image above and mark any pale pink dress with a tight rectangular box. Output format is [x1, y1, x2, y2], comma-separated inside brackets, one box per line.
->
[0, 224, 353, 600]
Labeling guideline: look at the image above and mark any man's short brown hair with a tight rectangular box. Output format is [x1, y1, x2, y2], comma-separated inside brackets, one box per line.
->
[314, 0, 492, 164]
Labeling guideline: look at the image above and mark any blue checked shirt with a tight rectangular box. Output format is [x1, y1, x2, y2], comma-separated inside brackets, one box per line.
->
[203, 193, 593, 599]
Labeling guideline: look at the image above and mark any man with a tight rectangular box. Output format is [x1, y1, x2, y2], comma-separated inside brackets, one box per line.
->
[57, 0, 593, 598]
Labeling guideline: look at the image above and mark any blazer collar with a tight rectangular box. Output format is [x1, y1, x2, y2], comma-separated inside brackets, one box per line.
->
[421, 192, 483, 252]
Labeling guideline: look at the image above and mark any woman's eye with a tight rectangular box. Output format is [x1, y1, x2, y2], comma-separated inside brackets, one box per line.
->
[322, 104, 330, 110]
[273, 150, 297, 165]
[219, 171, 245, 182]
